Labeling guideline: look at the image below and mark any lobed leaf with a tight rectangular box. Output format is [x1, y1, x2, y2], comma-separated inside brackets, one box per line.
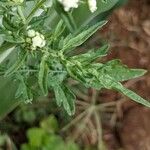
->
[15, 74, 33, 103]
[53, 83, 64, 107]
[53, 83, 75, 116]
[102, 60, 147, 82]
[97, 73, 150, 108]
[116, 84, 150, 108]
[71, 44, 109, 64]
[62, 85, 75, 116]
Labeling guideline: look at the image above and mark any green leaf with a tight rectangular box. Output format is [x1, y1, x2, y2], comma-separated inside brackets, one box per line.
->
[66, 141, 79, 150]
[4, 35, 25, 44]
[116, 84, 150, 108]
[62, 85, 75, 115]
[27, 128, 45, 147]
[102, 60, 147, 82]
[15, 74, 33, 103]
[0, 43, 15, 52]
[38, 55, 49, 96]
[5, 51, 27, 76]
[98, 73, 150, 108]
[53, 83, 64, 107]
[53, 83, 75, 115]
[53, 0, 77, 33]
[73, 0, 119, 28]
[66, 64, 86, 84]
[86, 79, 104, 90]
[71, 44, 109, 64]
[2, 15, 17, 31]
[0, 77, 20, 120]
[40, 115, 59, 133]
[0, 46, 15, 64]
[54, 20, 65, 37]
[62, 21, 107, 52]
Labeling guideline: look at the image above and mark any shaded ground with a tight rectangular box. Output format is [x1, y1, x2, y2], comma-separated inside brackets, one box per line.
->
[98, 0, 150, 149]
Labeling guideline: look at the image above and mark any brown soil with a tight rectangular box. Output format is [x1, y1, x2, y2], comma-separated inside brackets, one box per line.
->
[98, 0, 150, 149]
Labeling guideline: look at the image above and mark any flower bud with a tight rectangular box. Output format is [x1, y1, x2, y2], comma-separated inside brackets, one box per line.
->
[27, 29, 46, 50]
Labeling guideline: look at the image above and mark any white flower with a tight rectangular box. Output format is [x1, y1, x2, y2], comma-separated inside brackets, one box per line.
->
[88, 0, 97, 13]
[32, 35, 46, 48]
[27, 30, 36, 38]
[27, 30, 46, 50]
[58, 0, 80, 11]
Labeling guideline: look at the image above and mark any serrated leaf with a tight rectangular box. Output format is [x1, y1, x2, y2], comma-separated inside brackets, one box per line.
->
[53, 83, 75, 115]
[53, 83, 64, 107]
[62, 85, 75, 115]
[116, 84, 150, 108]
[5, 52, 27, 76]
[38, 56, 49, 96]
[15, 74, 33, 103]
[86, 79, 104, 90]
[66, 64, 86, 84]
[102, 60, 147, 82]
[71, 44, 109, 64]
[62, 21, 107, 52]
[98, 73, 150, 108]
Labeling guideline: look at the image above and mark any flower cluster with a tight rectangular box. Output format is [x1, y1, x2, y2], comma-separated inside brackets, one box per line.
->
[27, 30, 46, 50]
[57, 0, 97, 13]
[58, 0, 80, 11]
[88, 0, 97, 13]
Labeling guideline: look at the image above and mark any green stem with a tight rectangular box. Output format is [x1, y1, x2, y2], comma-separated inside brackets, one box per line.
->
[53, 0, 77, 33]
